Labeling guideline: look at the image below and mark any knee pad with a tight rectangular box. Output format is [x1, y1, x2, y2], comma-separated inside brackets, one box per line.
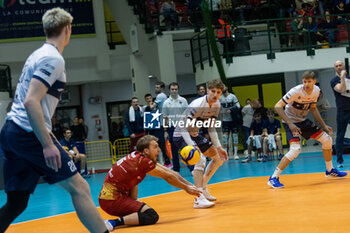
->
[194, 154, 206, 171]
[232, 133, 238, 144]
[285, 143, 301, 161]
[222, 134, 229, 146]
[138, 208, 159, 225]
[317, 133, 332, 150]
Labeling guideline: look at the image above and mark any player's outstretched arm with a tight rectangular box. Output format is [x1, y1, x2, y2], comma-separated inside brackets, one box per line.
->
[147, 164, 201, 197]
[334, 70, 347, 93]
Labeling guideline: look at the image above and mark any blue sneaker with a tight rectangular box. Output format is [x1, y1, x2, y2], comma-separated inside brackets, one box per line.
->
[267, 176, 284, 189]
[104, 220, 116, 231]
[278, 153, 284, 160]
[325, 168, 348, 178]
[262, 155, 268, 162]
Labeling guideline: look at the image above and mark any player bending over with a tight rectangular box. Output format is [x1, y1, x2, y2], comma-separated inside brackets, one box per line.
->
[173, 79, 228, 208]
[99, 135, 201, 231]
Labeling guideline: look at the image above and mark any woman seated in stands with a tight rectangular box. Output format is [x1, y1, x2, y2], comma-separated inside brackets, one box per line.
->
[318, 10, 337, 46]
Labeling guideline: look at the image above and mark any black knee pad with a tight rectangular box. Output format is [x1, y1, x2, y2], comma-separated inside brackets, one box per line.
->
[138, 208, 159, 225]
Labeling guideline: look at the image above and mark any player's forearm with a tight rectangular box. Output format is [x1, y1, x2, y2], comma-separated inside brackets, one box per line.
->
[208, 128, 222, 147]
[311, 108, 327, 129]
[275, 104, 292, 125]
[181, 130, 196, 146]
[164, 171, 189, 190]
[339, 76, 347, 92]
[25, 99, 53, 147]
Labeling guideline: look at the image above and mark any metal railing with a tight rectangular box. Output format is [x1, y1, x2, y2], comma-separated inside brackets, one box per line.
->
[190, 13, 350, 71]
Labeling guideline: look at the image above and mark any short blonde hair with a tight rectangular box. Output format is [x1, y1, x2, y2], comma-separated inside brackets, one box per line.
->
[302, 71, 316, 80]
[42, 7, 73, 38]
[207, 79, 225, 90]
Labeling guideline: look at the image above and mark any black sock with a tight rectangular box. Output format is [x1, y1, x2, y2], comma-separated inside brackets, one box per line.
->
[114, 217, 124, 226]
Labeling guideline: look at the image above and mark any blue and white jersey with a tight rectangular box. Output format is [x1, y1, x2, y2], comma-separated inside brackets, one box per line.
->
[219, 93, 240, 122]
[282, 84, 320, 123]
[7, 43, 66, 132]
[174, 95, 221, 137]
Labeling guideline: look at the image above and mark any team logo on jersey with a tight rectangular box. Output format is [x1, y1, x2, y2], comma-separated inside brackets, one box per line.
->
[144, 110, 162, 129]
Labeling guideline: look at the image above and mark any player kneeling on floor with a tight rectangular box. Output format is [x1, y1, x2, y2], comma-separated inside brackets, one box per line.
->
[99, 135, 201, 231]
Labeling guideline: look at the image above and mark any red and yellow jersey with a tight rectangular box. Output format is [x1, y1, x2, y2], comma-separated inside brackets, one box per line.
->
[99, 151, 156, 200]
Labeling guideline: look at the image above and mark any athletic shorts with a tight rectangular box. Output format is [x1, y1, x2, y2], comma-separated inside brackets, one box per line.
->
[283, 119, 323, 143]
[222, 121, 238, 133]
[99, 196, 145, 217]
[0, 120, 78, 193]
[173, 134, 212, 153]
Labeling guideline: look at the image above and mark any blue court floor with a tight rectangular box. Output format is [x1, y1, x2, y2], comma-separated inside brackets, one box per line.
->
[0, 150, 348, 224]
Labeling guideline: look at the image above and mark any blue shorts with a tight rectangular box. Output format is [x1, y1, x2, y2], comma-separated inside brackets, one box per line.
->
[283, 119, 323, 143]
[222, 121, 238, 133]
[0, 120, 78, 193]
[173, 134, 213, 153]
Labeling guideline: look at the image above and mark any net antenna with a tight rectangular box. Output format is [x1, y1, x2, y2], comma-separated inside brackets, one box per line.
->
[0, 65, 13, 98]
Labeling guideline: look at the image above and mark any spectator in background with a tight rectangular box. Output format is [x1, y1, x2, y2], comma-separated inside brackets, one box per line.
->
[208, 0, 222, 23]
[154, 81, 167, 112]
[162, 82, 190, 172]
[254, 99, 267, 120]
[70, 117, 87, 142]
[143, 93, 172, 168]
[59, 128, 88, 177]
[187, 0, 202, 31]
[263, 109, 284, 160]
[217, 13, 235, 58]
[51, 116, 63, 141]
[219, 85, 241, 159]
[125, 97, 145, 152]
[160, 0, 178, 30]
[79, 117, 88, 140]
[333, 1, 349, 24]
[319, 10, 337, 46]
[241, 111, 266, 162]
[291, 14, 306, 47]
[242, 98, 255, 155]
[197, 84, 206, 97]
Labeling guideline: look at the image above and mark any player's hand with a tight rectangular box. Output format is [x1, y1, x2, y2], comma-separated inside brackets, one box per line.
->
[217, 146, 228, 162]
[130, 133, 136, 138]
[226, 110, 231, 114]
[340, 69, 347, 78]
[324, 125, 333, 136]
[288, 123, 301, 137]
[43, 144, 61, 172]
[185, 185, 201, 197]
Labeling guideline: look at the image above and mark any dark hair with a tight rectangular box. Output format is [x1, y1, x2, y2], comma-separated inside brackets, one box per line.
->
[131, 97, 138, 102]
[266, 108, 275, 115]
[253, 111, 261, 118]
[169, 82, 179, 90]
[136, 135, 158, 153]
[63, 128, 70, 135]
[144, 93, 152, 99]
[197, 84, 206, 91]
[156, 81, 165, 89]
[207, 79, 225, 90]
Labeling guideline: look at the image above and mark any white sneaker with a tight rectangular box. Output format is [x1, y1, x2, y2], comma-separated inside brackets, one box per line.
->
[194, 194, 215, 209]
[244, 150, 248, 156]
[203, 187, 217, 201]
[233, 154, 239, 160]
[104, 220, 114, 232]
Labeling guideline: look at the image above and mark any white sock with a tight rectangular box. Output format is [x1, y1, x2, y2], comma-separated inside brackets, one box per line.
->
[272, 167, 282, 178]
[326, 161, 333, 172]
[234, 146, 238, 156]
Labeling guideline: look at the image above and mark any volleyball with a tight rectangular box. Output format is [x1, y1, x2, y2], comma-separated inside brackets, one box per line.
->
[180, 145, 200, 166]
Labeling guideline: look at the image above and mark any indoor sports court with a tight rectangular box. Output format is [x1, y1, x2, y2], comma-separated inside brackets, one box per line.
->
[2, 149, 349, 233]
